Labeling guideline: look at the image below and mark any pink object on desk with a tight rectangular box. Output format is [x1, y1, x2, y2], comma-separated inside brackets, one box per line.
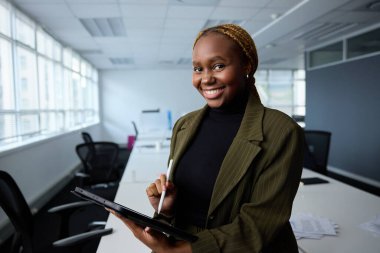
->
[127, 135, 136, 150]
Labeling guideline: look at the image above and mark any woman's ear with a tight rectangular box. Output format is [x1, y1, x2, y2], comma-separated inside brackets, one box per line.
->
[245, 64, 252, 76]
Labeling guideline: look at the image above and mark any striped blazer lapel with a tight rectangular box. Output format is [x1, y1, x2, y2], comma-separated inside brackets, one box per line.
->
[208, 94, 264, 216]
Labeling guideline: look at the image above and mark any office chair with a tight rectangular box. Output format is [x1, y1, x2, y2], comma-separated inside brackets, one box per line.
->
[0, 170, 112, 253]
[81, 132, 94, 145]
[131, 121, 139, 138]
[303, 130, 332, 175]
[75, 142, 121, 187]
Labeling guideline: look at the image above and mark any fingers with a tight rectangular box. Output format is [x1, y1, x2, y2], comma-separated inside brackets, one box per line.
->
[159, 174, 167, 191]
[146, 174, 167, 197]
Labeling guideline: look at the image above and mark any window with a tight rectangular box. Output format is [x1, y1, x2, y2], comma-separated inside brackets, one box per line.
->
[256, 69, 306, 125]
[308, 26, 380, 69]
[15, 46, 38, 110]
[309, 42, 343, 68]
[0, 38, 14, 110]
[15, 12, 35, 48]
[347, 27, 380, 59]
[0, 1, 11, 36]
[38, 56, 55, 109]
[0, 0, 99, 150]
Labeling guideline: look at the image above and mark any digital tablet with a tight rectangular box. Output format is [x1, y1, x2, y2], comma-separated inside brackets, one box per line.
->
[71, 187, 198, 242]
[300, 177, 329, 185]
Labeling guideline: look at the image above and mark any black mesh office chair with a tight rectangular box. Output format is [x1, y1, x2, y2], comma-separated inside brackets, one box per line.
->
[76, 142, 121, 187]
[0, 170, 112, 253]
[303, 130, 332, 175]
[131, 121, 139, 138]
[81, 132, 94, 145]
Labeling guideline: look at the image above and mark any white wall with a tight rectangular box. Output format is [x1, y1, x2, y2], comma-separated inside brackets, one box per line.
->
[100, 69, 205, 143]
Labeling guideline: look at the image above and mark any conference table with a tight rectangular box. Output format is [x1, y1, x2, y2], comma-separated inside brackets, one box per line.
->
[97, 138, 380, 253]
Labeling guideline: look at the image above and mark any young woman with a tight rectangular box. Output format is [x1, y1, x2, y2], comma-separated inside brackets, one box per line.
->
[109, 24, 304, 253]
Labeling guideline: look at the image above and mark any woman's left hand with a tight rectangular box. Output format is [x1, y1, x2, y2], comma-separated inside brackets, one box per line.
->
[107, 208, 192, 253]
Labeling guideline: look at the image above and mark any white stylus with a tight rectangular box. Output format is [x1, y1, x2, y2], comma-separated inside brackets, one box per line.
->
[157, 159, 173, 214]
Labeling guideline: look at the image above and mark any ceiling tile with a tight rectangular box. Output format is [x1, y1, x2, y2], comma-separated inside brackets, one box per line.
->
[210, 7, 258, 20]
[120, 4, 168, 18]
[253, 8, 284, 22]
[14, 0, 64, 3]
[65, 0, 118, 3]
[83, 54, 114, 69]
[164, 18, 205, 30]
[242, 20, 270, 34]
[34, 16, 84, 30]
[17, 3, 74, 18]
[123, 18, 165, 29]
[101, 46, 134, 57]
[219, 0, 270, 8]
[58, 36, 99, 50]
[162, 28, 199, 40]
[69, 4, 121, 18]
[268, 0, 303, 9]
[167, 6, 214, 19]
[119, 0, 169, 4]
[126, 28, 163, 39]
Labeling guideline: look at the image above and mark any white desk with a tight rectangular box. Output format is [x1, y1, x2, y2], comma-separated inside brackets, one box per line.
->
[97, 142, 380, 253]
[96, 183, 153, 253]
[97, 139, 170, 253]
[137, 129, 172, 141]
[122, 142, 170, 183]
[294, 170, 380, 253]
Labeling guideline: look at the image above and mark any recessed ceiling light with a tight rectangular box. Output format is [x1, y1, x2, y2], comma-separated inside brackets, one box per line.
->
[265, 43, 276, 49]
[270, 13, 281, 20]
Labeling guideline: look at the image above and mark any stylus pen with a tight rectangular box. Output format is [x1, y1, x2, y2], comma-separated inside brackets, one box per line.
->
[157, 159, 173, 214]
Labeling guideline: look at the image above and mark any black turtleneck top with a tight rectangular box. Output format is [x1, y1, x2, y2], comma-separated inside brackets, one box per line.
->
[174, 93, 248, 228]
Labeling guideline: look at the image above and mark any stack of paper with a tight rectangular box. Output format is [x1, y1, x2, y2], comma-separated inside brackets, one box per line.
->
[290, 213, 338, 239]
[360, 214, 380, 236]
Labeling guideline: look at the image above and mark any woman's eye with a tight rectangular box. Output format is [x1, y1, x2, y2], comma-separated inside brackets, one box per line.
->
[213, 64, 225, 70]
[193, 66, 202, 72]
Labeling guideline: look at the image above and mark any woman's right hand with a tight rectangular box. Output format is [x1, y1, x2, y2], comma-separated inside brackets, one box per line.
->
[146, 174, 177, 216]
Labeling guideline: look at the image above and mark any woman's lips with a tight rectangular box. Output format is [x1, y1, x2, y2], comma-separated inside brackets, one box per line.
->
[202, 87, 225, 99]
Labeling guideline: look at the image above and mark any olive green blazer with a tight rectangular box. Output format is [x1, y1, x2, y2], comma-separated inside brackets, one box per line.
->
[167, 93, 304, 253]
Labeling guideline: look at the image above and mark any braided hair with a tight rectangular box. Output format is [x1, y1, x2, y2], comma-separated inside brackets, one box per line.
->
[193, 24, 260, 100]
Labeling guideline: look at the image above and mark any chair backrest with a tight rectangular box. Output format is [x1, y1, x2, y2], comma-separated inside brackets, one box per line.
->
[76, 142, 120, 183]
[303, 130, 331, 174]
[0, 170, 34, 253]
[131, 121, 139, 137]
[81, 132, 94, 144]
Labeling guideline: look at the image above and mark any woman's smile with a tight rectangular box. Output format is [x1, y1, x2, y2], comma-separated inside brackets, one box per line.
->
[201, 86, 226, 99]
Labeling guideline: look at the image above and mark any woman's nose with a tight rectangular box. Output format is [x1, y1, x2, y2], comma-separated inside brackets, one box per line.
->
[201, 71, 215, 84]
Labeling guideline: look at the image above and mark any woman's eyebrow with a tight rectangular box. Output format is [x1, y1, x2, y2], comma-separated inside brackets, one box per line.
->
[192, 56, 227, 65]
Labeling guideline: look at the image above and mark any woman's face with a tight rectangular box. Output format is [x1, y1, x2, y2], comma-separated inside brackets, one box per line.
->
[192, 32, 248, 108]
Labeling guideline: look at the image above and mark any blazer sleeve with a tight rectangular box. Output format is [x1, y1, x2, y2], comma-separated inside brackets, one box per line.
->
[191, 121, 304, 253]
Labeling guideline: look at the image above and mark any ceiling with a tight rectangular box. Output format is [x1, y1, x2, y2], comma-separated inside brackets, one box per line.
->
[11, 0, 380, 70]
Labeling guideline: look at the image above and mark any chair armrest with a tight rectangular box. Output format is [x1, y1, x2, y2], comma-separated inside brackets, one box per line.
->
[48, 201, 93, 213]
[75, 172, 90, 178]
[52, 228, 113, 247]
[88, 221, 107, 229]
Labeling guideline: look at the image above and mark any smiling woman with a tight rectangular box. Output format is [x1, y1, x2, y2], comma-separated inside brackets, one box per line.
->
[109, 24, 304, 253]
